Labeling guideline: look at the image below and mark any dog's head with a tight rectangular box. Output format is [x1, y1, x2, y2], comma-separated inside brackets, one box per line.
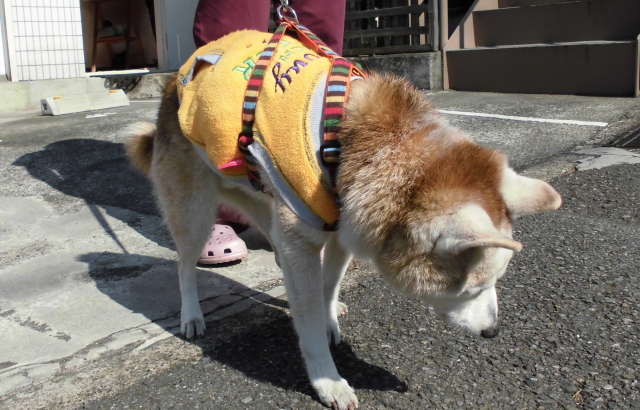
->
[338, 74, 562, 338]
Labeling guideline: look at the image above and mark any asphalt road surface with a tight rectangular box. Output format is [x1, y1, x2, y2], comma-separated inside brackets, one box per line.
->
[4, 162, 639, 410]
[1, 94, 640, 410]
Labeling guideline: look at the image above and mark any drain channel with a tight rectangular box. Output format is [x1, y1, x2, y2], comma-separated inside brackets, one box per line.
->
[611, 126, 640, 148]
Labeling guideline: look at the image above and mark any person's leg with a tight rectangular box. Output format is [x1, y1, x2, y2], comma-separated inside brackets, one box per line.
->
[193, 0, 272, 48]
[288, 0, 346, 55]
[193, 0, 274, 239]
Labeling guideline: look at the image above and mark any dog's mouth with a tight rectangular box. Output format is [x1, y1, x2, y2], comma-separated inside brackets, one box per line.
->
[434, 311, 501, 338]
[425, 287, 501, 338]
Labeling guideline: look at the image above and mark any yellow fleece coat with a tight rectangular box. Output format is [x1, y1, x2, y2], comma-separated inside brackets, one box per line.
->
[177, 30, 339, 227]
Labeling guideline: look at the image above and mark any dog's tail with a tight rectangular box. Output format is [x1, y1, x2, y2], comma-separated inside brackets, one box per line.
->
[123, 121, 155, 176]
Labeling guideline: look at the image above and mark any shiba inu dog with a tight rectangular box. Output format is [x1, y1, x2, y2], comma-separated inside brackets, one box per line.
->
[125, 71, 561, 410]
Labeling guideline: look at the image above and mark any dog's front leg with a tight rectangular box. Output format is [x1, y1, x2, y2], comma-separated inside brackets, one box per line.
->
[323, 234, 352, 347]
[274, 224, 358, 410]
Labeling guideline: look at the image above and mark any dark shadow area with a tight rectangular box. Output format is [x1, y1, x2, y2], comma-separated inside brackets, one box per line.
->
[77, 251, 406, 404]
[13, 139, 157, 215]
[77, 252, 271, 320]
[13, 139, 165, 246]
[12, 138, 271, 252]
[198, 306, 408, 398]
[12, 136, 406, 403]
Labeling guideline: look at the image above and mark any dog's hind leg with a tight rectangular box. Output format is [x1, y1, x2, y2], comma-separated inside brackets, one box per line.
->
[176, 218, 213, 340]
[152, 156, 218, 339]
[322, 234, 352, 347]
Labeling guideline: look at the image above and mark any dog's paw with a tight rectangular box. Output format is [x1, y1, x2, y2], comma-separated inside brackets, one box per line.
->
[336, 301, 349, 317]
[180, 309, 206, 339]
[314, 378, 358, 410]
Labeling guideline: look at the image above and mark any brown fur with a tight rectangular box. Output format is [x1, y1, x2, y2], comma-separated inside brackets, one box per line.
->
[340, 73, 511, 296]
[127, 73, 512, 297]
[124, 123, 155, 175]
[125, 74, 182, 176]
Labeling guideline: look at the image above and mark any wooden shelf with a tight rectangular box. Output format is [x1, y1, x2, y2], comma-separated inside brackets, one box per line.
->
[91, 0, 147, 72]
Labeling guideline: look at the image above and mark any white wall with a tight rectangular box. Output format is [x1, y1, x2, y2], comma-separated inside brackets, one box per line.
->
[0, 2, 7, 78]
[7, 0, 85, 81]
[156, 0, 198, 71]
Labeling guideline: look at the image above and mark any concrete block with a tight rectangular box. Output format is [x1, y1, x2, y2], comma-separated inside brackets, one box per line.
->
[349, 52, 443, 91]
[205, 298, 257, 323]
[139, 322, 166, 337]
[41, 90, 129, 115]
[204, 287, 285, 324]
[575, 147, 640, 170]
[64, 357, 88, 369]
[200, 300, 221, 315]
[126, 72, 174, 99]
[213, 294, 243, 306]
[263, 285, 286, 299]
[28, 78, 107, 108]
[78, 345, 108, 361]
[86, 77, 111, 94]
[155, 317, 181, 330]
[0, 77, 111, 114]
[0, 82, 29, 112]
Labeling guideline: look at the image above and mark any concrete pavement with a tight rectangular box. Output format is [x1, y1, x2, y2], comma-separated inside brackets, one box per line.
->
[3, 161, 639, 410]
[1, 91, 639, 407]
[0, 102, 283, 398]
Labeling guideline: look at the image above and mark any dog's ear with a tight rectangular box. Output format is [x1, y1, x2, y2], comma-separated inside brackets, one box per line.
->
[435, 205, 523, 255]
[501, 169, 562, 219]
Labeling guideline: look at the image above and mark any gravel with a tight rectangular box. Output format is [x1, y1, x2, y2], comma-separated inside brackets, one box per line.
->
[3, 163, 639, 410]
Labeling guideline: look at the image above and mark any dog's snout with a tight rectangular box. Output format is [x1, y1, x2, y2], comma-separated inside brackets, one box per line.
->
[480, 323, 500, 339]
[480, 316, 500, 338]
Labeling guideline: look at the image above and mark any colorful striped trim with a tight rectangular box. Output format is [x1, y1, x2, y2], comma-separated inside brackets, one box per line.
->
[238, 17, 368, 223]
[240, 22, 289, 138]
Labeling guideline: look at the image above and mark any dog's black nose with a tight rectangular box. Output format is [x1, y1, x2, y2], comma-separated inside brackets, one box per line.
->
[480, 325, 500, 339]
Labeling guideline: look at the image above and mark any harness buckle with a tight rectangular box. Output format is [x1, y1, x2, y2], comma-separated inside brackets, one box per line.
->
[320, 142, 342, 168]
[277, 2, 298, 20]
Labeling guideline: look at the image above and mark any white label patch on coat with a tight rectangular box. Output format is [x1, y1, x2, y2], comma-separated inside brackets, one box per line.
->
[439, 110, 608, 127]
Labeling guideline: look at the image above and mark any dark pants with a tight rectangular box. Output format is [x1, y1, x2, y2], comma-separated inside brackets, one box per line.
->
[193, 0, 346, 55]
[193, 0, 346, 227]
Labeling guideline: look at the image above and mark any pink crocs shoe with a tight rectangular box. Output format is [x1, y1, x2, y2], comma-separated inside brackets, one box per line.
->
[198, 224, 248, 264]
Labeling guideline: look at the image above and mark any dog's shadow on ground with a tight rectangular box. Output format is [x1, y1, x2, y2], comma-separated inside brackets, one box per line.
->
[12, 138, 271, 252]
[200, 302, 409, 396]
[78, 251, 406, 400]
[13, 139, 166, 244]
[16, 137, 405, 399]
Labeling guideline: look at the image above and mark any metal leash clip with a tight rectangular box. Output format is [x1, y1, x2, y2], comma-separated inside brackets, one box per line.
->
[277, 0, 298, 20]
